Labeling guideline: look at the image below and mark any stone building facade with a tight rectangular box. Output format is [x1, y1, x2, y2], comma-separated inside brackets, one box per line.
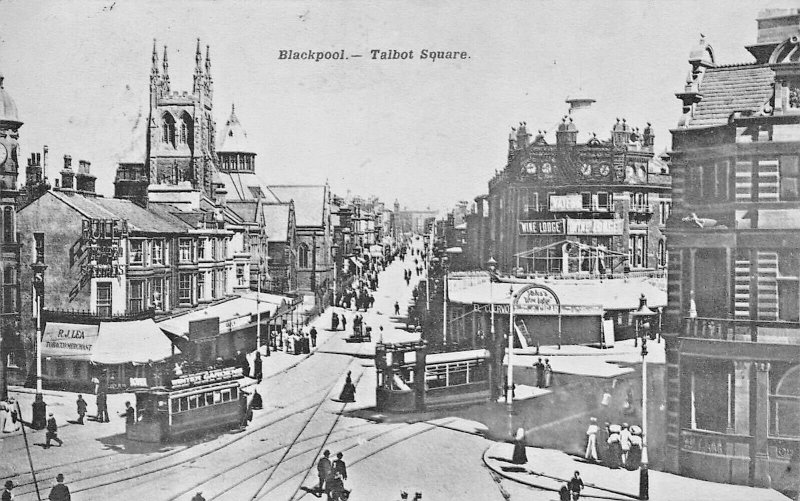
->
[483, 101, 671, 276]
[663, 11, 800, 495]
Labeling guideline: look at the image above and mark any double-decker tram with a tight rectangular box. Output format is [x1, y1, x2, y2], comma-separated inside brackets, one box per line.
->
[126, 367, 247, 443]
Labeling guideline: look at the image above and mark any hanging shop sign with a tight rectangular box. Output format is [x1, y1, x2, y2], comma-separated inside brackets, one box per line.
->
[549, 194, 583, 211]
[518, 219, 565, 236]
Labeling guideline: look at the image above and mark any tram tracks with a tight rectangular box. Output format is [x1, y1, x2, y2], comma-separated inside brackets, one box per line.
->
[10, 361, 351, 500]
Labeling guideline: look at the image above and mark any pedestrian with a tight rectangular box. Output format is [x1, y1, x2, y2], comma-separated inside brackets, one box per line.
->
[251, 389, 263, 410]
[544, 358, 553, 387]
[45, 412, 63, 448]
[76, 395, 87, 425]
[598, 422, 610, 464]
[47, 473, 70, 501]
[191, 492, 206, 501]
[316, 450, 332, 495]
[559, 484, 571, 501]
[2, 480, 13, 501]
[332, 312, 339, 331]
[585, 417, 598, 462]
[119, 401, 135, 426]
[394, 301, 400, 316]
[511, 427, 527, 464]
[237, 350, 250, 378]
[338, 371, 356, 402]
[627, 425, 643, 470]
[341, 316, 347, 333]
[240, 399, 254, 429]
[567, 471, 584, 501]
[96, 389, 109, 423]
[620, 423, 632, 466]
[310, 326, 318, 347]
[533, 358, 545, 388]
[333, 452, 347, 480]
[326, 471, 347, 501]
[606, 424, 622, 469]
[254, 351, 263, 384]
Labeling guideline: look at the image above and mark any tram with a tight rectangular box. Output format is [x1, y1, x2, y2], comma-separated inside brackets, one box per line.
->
[126, 367, 247, 442]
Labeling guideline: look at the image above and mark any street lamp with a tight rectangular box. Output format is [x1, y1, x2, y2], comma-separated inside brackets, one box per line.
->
[631, 293, 655, 501]
[487, 257, 497, 349]
[30, 260, 48, 429]
[506, 284, 516, 408]
[331, 244, 339, 307]
[256, 256, 270, 356]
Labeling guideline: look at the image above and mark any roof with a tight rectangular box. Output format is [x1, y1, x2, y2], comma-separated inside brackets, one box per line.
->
[448, 276, 667, 311]
[261, 203, 291, 242]
[267, 185, 326, 227]
[50, 191, 186, 233]
[226, 200, 259, 223]
[687, 64, 774, 128]
[217, 105, 254, 153]
[0, 74, 20, 124]
[218, 171, 282, 203]
[157, 296, 282, 338]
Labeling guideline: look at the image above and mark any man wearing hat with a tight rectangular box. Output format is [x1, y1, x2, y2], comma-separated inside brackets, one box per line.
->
[191, 492, 206, 501]
[584, 417, 598, 462]
[2, 480, 13, 501]
[45, 412, 63, 448]
[619, 423, 632, 466]
[47, 473, 70, 501]
[316, 450, 332, 495]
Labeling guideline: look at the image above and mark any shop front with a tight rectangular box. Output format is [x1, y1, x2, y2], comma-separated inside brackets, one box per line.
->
[41, 318, 177, 392]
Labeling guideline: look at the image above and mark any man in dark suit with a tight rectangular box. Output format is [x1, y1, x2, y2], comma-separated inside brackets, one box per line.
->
[316, 450, 332, 495]
[47, 473, 70, 501]
[45, 413, 63, 448]
[333, 452, 347, 481]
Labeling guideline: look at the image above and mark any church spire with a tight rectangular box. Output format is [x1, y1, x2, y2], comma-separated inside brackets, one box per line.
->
[205, 44, 212, 77]
[162, 45, 170, 91]
[151, 39, 159, 76]
[195, 38, 203, 74]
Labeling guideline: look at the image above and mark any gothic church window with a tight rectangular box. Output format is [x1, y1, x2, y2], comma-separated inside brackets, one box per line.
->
[298, 243, 310, 269]
[179, 112, 193, 150]
[162, 113, 176, 147]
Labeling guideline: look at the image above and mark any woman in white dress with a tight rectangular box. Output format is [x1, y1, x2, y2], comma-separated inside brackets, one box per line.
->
[0, 400, 8, 433]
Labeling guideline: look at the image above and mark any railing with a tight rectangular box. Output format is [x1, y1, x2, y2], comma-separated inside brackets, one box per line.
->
[683, 316, 800, 343]
[497, 269, 666, 281]
[44, 307, 156, 323]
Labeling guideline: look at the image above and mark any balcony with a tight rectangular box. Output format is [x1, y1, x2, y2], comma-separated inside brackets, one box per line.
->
[683, 317, 800, 344]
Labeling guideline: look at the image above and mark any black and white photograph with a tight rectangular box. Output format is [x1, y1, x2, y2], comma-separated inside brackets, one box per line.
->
[0, 1, 799, 500]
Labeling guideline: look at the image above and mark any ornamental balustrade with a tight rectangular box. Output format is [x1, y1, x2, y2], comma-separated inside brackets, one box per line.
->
[683, 317, 800, 343]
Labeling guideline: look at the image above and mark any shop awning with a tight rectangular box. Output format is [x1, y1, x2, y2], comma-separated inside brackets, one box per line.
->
[158, 294, 287, 339]
[42, 319, 176, 364]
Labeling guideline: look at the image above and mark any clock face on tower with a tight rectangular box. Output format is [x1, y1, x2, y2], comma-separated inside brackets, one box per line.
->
[580, 163, 592, 177]
[541, 162, 552, 174]
[524, 162, 537, 174]
[599, 164, 610, 176]
[0, 143, 7, 166]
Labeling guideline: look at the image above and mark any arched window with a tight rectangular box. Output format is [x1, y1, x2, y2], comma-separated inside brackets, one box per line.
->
[179, 112, 193, 150]
[658, 239, 666, 267]
[771, 365, 800, 437]
[298, 243, 310, 269]
[162, 113, 176, 147]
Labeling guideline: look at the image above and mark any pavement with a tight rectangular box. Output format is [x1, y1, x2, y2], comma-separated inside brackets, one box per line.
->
[483, 441, 792, 501]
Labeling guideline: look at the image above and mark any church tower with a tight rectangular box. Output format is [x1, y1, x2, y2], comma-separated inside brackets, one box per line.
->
[115, 39, 220, 204]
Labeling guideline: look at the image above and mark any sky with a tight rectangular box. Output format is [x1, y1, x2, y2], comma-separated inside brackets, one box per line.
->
[0, 0, 796, 212]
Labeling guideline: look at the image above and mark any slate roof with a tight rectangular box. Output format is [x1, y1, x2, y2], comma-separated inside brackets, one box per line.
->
[267, 185, 326, 227]
[217, 106, 254, 154]
[262, 203, 291, 242]
[218, 171, 282, 203]
[226, 200, 259, 223]
[49, 191, 186, 233]
[688, 64, 774, 128]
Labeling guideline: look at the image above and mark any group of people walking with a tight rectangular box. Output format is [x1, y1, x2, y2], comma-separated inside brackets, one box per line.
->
[532, 358, 553, 388]
[584, 417, 644, 470]
[315, 450, 350, 500]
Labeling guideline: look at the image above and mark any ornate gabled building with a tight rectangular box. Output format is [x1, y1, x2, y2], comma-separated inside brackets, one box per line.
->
[485, 100, 671, 277]
[115, 39, 223, 205]
[664, 11, 800, 495]
[0, 72, 22, 398]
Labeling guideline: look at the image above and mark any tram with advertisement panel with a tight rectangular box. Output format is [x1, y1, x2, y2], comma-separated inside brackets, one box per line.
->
[126, 367, 247, 442]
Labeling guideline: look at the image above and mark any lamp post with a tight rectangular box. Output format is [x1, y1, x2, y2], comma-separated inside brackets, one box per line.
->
[443, 247, 463, 347]
[506, 284, 515, 408]
[487, 256, 497, 347]
[31, 261, 48, 429]
[331, 244, 339, 308]
[631, 293, 655, 501]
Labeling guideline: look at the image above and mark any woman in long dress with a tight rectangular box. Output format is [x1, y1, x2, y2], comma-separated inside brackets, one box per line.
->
[606, 424, 622, 469]
[339, 371, 356, 402]
[511, 427, 528, 464]
[0, 400, 8, 433]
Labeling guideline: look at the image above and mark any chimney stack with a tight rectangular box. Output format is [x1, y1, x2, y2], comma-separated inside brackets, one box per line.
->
[75, 160, 96, 194]
[61, 155, 75, 190]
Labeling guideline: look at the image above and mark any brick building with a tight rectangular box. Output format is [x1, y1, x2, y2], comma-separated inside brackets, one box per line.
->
[663, 11, 800, 495]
